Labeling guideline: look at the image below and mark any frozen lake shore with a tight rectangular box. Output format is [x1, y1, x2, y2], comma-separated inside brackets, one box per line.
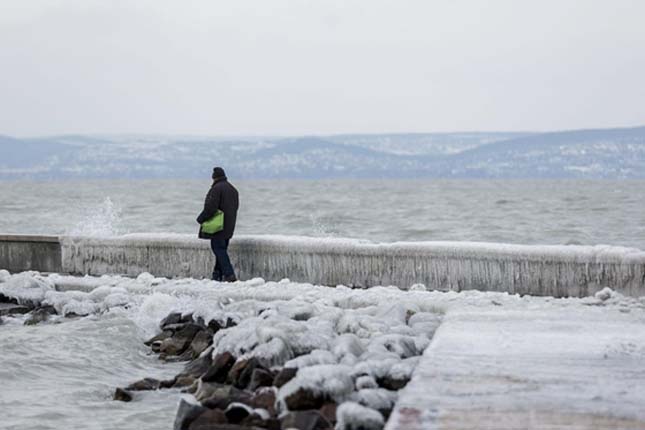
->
[1, 270, 645, 429]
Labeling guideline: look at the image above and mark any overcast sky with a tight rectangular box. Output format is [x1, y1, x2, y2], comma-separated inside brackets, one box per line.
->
[1, 0, 644, 136]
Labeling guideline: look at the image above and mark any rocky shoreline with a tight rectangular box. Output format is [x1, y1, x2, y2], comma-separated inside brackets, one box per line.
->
[115, 307, 434, 430]
[0, 292, 59, 325]
[0, 270, 438, 430]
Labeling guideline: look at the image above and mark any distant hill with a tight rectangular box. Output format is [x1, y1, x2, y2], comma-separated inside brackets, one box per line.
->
[0, 127, 644, 179]
[445, 127, 645, 178]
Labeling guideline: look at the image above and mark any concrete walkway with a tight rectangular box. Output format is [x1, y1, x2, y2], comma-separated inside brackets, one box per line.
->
[387, 304, 645, 430]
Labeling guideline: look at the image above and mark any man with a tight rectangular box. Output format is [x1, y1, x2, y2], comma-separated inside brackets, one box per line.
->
[196, 167, 239, 282]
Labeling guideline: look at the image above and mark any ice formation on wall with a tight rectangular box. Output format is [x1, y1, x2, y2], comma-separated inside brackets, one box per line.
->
[60, 234, 645, 298]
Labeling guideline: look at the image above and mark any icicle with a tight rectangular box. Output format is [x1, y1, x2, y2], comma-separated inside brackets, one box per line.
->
[60, 234, 645, 298]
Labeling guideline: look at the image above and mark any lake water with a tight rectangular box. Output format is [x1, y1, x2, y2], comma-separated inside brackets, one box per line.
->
[1, 178, 644, 249]
[0, 309, 183, 430]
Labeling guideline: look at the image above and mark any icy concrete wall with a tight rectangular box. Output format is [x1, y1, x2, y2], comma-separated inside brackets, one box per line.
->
[0, 234, 62, 273]
[59, 234, 645, 298]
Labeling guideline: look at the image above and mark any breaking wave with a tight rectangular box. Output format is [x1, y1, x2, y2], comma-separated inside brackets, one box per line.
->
[68, 197, 123, 237]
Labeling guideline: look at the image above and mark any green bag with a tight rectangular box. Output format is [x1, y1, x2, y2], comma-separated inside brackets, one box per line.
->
[201, 210, 224, 234]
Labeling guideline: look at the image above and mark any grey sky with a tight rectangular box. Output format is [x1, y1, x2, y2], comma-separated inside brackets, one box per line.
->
[1, 0, 644, 136]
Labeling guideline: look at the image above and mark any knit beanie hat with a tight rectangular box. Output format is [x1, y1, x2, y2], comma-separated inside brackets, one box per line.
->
[212, 167, 226, 179]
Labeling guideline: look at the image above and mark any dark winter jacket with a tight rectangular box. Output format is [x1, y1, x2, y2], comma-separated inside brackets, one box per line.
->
[196, 177, 239, 240]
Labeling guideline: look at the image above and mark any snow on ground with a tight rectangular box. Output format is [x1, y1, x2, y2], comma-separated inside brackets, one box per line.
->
[3, 270, 645, 428]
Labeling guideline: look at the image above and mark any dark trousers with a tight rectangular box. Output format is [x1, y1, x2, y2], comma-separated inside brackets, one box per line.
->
[210, 239, 234, 281]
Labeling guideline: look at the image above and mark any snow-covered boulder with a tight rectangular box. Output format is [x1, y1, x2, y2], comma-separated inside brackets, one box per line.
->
[278, 364, 354, 411]
[335, 401, 385, 430]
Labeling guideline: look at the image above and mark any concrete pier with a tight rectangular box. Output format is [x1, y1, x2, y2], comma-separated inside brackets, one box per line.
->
[2, 233, 645, 297]
[387, 306, 645, 429]
[0, 234, 62, 274]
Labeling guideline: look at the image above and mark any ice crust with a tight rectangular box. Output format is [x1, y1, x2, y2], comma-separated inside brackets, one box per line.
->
[278, 364, 355, 405]
[336, 401, 385, 430]
[60, 234, 645, 297]
[2, 269, 643, 332]
[350, 388, 398, 412]
[0, 272, 55, 303]
[0, 269, 10, 282]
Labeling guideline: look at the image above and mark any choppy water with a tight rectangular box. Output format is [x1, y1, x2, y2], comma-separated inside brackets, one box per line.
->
[1, 179, 644, 249]
[0, 310, 183, 430]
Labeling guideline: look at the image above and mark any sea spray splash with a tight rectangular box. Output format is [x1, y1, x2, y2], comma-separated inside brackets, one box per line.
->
[68, 197, 123, 236]
[309, 213, 338, 238]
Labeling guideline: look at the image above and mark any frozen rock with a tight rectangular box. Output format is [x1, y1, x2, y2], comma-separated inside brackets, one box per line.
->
[206, 318, 223, 333]
[595, 287, 614, 302]
[389, 356, 420, 381]
[332, 334, 366, 360]
[160, 312, 183, 329]
[248, 388, 277, 416]
[285, 349, 337, 369]
[173, 375, 196, 389]
[279, 364, 354, 410]
[248, 368, 275, 391]
[409, 283, 427, 291]
[0, 273, 53, 304]
[144, 330, 172, 346]
[355, 375, 378, 390]
[180, 348, 214, 379]
[352, 358, 399, 380]
[242, 415, 280, 429]
[407, 311, 442, 327]
[0, 292, 17, 304]
[282, 386, 330, 411]
[160, 324, 203, 356]
[160, 378, 178, 389]
[0, 303, 31, 316]
[186, 409, 227, 429]
[195, 383, 248, 409]
[248, 337, 294, 368]
[136, 272, 155, 285]
[350, 388, 397, 417]
[202, 352, 236, 383]
[368, 334, 419, 358]
[376, 374, 409, 391]
[280, 410, 332, 430]
[126, 377, 161, 391]
[224, 402, 253, 423]
[189, 330, 213, 358]
[113, 387, 133, 402]
[0, 269, 10, 282]
[61, 299, 99, 317]
[174, 399, 207, 430]
[320, 402, 339, 425]
[273, 367, 298, 388]
[335, 401, 384, 430]
[103, 292, 130, 309]
[227, 357, 261, 389]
